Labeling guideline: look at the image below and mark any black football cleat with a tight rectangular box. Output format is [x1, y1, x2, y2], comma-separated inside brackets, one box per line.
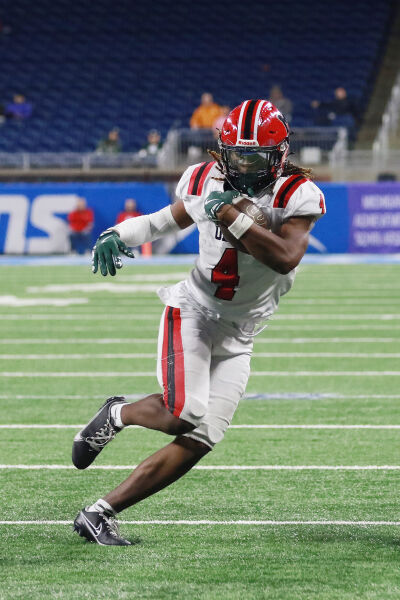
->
[73, 507, 131, 546]
[72, 396, 126, 469]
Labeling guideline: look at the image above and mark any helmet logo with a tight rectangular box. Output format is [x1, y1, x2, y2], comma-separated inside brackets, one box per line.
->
[236, 139, 259, 146]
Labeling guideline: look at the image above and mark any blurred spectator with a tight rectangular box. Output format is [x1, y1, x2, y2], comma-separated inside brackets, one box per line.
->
[68, 197, 94, 255]
[330, 87, 358, 119]
[116, 198, 152, 256]
[0, 104, 5, 125]
[311, 87, 357, 126]
[116, 198, 142, 224]
[96, 128, 122, 153]
[138, 129, 163, 158]
[213, 105, 230, 135]
[6, 94, 33, 120]
[269, 85, 293, 122]
[190, 93, 222, 129]
[377, 173, 397, 182]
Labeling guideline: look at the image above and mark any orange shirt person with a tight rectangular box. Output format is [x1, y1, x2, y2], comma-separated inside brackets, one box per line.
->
[190, 92, 222, 129]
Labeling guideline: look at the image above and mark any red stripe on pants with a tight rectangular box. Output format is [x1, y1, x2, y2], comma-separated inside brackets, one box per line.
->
[161, 308, 170, 410]
[161, 307, 185, 417]
[171, 307, 185, 417]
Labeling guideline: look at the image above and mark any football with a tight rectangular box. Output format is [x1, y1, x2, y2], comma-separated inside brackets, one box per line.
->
[219, 197, 270, 253]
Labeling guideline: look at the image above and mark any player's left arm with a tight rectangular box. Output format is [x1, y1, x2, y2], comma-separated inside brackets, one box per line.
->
[217, 204, 314, 274]
[93, 201, 193, 276]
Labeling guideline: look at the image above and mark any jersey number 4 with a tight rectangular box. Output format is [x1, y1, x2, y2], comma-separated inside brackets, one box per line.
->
[211, 248, 239, 301]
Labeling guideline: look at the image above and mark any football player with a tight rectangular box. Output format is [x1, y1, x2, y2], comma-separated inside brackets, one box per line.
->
[73, 100, 326, 545]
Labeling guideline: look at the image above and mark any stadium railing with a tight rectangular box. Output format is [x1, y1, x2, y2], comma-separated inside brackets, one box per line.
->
[0, 152, 159, 171]
[373, 70, 400, 159]
[159, 127, 348, 169]
[0, 127, 347, 172]
[3, 130, 400, 182]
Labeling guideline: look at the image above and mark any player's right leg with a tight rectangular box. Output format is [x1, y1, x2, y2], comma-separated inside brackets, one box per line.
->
[72, 306, 211, 470]
[72, 393, 195, 469]
[73, 306, 213, 544]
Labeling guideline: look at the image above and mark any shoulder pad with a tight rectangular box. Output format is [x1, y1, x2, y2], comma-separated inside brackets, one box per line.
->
[272, 176, 325, 221]
[273, 174, 309, 209]
[176, 161, 216, 199]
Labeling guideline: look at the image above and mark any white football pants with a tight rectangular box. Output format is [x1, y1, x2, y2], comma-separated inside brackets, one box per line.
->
[157, 305, 253, 448]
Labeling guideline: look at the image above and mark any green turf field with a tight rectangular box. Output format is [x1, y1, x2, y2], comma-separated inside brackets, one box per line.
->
[1, 260, 400, 599]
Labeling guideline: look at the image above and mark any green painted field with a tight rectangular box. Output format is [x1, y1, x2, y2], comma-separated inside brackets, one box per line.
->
[1, 261, 400, 599]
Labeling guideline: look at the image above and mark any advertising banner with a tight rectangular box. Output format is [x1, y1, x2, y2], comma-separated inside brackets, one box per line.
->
[0, 182, 171, 254]
[1, 180, 399, 254]
[348, 184, 400, 253]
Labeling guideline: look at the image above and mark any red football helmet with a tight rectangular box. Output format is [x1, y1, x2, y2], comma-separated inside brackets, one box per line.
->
[219, 100, 290, 195]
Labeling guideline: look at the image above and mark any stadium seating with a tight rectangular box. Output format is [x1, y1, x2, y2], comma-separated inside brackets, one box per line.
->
[0, 0, 392, 152]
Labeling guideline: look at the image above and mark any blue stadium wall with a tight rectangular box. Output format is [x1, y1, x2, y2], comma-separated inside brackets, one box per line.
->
[0, 181, 400, 254]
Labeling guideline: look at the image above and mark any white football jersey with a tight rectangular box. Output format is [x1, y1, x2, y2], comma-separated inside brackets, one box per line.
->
[158, 160, 326, 332]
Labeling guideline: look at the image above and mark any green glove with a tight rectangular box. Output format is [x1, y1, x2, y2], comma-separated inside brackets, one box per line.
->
[204, 190, 240, 222]
[92, 231, 135, 277]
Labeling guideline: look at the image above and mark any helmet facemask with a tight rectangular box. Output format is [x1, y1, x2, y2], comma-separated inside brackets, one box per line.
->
[219, 139, 289, 196]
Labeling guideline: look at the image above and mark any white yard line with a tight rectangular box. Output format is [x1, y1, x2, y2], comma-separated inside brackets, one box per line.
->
[103, 272, 190, 282]
[284, 299, 400, 305]
[0, 371, 155, 377]
[2, 320, 400, 331]
[1, 520, 399, 526]
[2, 371, 400, 377]
[1, 352, 399, 360]
[26, 283, 172, 293]
[0, 296, 88, 307]
[249, 371, 400, 376]
[2, 313, 400, 321]
[255, 338, 400, 343]
[0, 314, 159, 320]
[245, 393, 400, 400]
[251, 352, 400, 358]
[1, 464, 400, 471]
[0, 337, 399, 345]
[2, 424, 400, 430]
[0, 338, 158, 344]
[26, 284, 164, 294]
[266, 325, 400, 331]
[0, 353, 158, 360]
[0, 394, 144, 400]
[216, 424, 400, 430]
[13, 296, 400, 306]
[2, 393, 400, 401]
[275, 314, 400, 320]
